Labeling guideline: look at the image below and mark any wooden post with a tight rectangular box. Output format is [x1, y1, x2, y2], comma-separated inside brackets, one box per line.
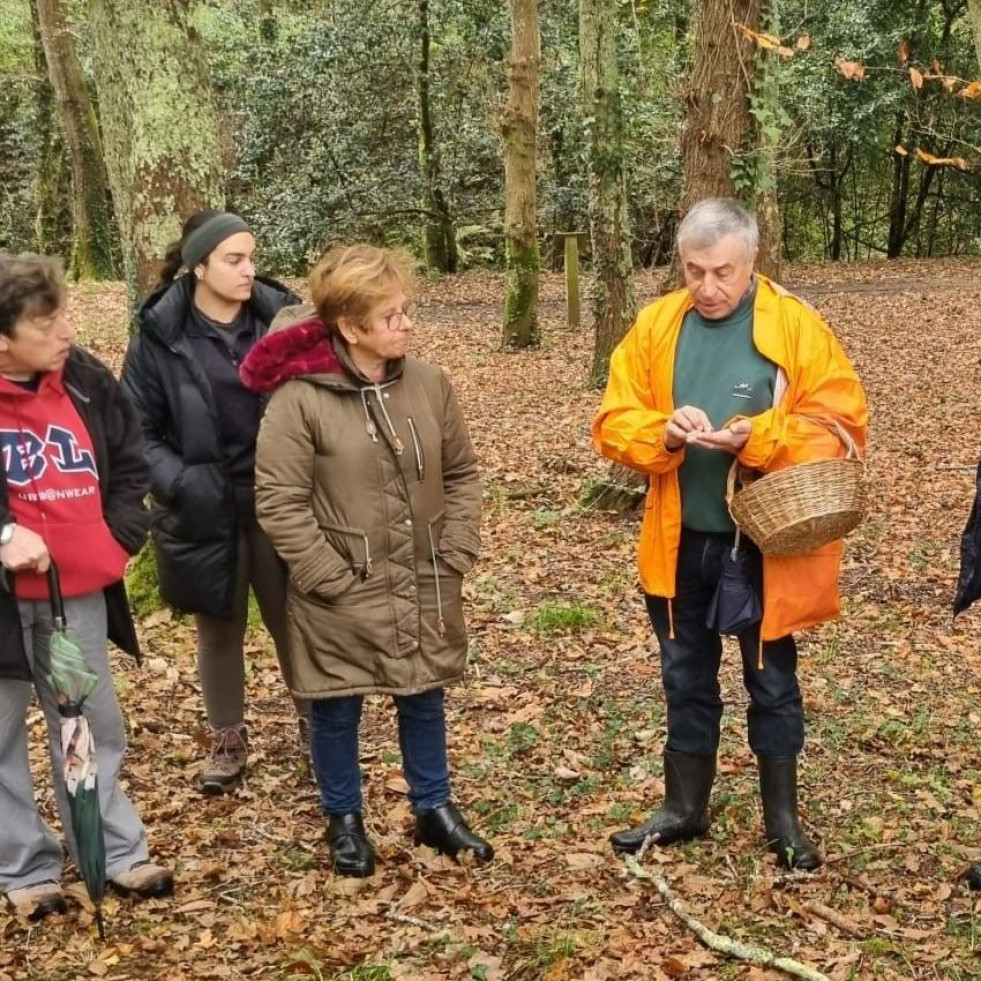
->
[557, 231, 582, 328]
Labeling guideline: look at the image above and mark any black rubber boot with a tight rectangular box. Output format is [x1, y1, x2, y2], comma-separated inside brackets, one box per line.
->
[966, 863, 981, 890]
[609, 751, 716, 855]
[327, 812, 375, 877]
[415, 803, 493, 862]
[758, 755, 822, 870]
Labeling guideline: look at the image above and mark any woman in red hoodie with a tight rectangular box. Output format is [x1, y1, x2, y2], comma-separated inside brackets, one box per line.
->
[0, 254, 172, 921]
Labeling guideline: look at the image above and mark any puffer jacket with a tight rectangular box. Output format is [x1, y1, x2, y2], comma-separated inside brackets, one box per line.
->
[593, 275, 868, 642]
[242, 307, 481, 699]
[121, 274, 298, 617]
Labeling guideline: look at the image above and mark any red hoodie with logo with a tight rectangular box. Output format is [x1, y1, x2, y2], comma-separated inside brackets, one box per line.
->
[0, 371, 128, 600]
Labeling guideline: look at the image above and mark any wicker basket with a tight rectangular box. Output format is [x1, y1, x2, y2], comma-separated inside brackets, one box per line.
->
[726, 420, 865, 556]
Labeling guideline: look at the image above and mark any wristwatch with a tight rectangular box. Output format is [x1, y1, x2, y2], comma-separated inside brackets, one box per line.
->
[0, 522, 16, 546]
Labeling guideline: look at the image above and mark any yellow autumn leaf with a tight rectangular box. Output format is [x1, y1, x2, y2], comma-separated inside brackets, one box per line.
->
[910, 67, 924, 91]
[835, 58, 866, 81]
[898, 39, 910, 66]
[796, 34, 811, 51]
[895, 145, 909, 156]
[958, 80, 981, 100]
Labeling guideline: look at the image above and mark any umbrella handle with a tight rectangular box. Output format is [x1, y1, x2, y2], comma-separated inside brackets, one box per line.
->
[47, 560, 66, 626]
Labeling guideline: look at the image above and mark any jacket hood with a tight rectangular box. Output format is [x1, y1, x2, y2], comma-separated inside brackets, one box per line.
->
[137, 274, 299, 346]
[240, 304, 404, 393]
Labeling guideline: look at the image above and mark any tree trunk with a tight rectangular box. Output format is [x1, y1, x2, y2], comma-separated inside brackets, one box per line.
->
[27, 0, 71, 257]
[580, 0, 636, 388]
[502, 0, 541, 349]
[89, 0, 224, 299]
[675, 0, 780, 280]
[417, 0, 457, 274]
[966, 0, 981, 70]
[36, 0, 119, 279]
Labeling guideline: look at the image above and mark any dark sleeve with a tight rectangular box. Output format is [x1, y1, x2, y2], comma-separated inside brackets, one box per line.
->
[102, 368, 151, 556]
[120, 334, 185, 504]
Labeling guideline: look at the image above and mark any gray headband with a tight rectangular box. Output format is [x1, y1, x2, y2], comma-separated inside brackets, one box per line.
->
[180, 213, 251, 270]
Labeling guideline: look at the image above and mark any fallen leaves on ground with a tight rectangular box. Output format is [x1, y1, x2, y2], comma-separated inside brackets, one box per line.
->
[3, 260, 981, 979]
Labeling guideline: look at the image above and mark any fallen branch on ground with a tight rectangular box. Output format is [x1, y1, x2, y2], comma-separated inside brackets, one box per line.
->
[803, 901, 865, 936]
[624, 856, 831, 981]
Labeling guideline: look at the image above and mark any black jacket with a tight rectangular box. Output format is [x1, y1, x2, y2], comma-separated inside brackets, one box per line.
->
[955, 454, 981, 614]
[121, 275, 298, 618]
[0, 348, 150, 681]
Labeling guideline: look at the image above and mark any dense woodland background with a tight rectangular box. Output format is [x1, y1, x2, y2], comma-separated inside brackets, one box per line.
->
[4, 0, 981, 319]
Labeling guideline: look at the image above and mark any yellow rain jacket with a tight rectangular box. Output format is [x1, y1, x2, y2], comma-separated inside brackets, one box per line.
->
[593, 275, 868, 642]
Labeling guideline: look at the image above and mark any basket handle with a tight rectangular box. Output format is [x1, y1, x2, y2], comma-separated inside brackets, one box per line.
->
[724, 415, 860, 508]
[800, 416, 861, 462]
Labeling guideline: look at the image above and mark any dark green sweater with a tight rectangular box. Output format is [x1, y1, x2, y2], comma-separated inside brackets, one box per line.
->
[672, 287, 777, 532]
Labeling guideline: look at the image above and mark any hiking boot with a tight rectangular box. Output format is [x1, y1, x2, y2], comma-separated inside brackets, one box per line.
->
[758, 755, 822, 871]
[6, 881, 67, 921]
[609, 751, 716, 855]
[110, 861, 174, 899]
[415, 803, 494, 863]
[199, 724, 248, 795]
[327, 813, 375, 878]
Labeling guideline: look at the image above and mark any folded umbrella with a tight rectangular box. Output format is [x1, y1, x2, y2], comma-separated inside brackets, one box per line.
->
[46, 561, 107, 940]
[706, 530, 762, 637]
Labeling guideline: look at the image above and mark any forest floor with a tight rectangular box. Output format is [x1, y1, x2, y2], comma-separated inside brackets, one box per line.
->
[3, 258, 981, 981]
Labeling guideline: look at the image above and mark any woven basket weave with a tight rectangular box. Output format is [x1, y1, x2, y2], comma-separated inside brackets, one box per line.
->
[726, 420, 865, 556]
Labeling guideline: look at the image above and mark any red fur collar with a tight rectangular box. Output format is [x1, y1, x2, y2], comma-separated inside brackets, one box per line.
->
[240, 317, 343, 392]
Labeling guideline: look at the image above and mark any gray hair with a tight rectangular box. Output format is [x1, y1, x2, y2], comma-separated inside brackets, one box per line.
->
[676, 198, 759, 256]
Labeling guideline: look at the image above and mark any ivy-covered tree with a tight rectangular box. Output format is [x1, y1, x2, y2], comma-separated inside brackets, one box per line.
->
[89, 0, 224, 297]
[502, 0, 541, 349]
[580, 0, 635, 388]
[36, 0, 118, 279]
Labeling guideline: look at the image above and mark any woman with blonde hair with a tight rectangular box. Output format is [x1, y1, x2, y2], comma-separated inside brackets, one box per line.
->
[241, 245, 491, 877]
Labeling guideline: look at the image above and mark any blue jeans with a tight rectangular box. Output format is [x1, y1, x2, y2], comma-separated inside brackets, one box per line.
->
[645, 529, 804, 758]
[311, 688, 451, 815]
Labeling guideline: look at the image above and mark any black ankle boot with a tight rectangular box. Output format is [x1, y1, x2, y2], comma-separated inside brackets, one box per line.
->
[609, 751, 716, 855]
[327, 812, 375, 877]
[758, 755, 822, 871]
[415, 803, 493, 862]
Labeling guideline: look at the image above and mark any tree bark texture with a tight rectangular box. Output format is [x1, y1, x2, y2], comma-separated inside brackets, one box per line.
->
[580, 0, 636, 388]
[677, 0, 780, 279]
[417, 0, 457, 274]
[89, 0, 224, 298]
[967, 0, 981, 71]
[36, 0, 118, 279]
[502, 0, 541, 349]
[27, 0, 71, 258]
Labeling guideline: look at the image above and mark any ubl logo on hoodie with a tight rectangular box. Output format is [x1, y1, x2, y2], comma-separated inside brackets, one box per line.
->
[0, 426, 97, 487]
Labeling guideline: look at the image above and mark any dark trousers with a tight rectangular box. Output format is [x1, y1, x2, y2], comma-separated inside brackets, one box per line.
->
[645, 529, 804, 758]
[311, 688, 451, 815]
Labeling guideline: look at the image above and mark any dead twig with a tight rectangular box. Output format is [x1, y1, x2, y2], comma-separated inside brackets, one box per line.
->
[823, 842, 906, 865]
[624, 856, 832, 981]
[384, 911, 448, 934]
[802, 901, 865, 937]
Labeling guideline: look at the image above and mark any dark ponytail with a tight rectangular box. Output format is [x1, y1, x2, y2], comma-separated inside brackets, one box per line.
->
[153, 209, 224, 290]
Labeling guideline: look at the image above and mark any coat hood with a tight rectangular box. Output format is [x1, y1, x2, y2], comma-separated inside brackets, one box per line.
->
[137, 274, 299, 346]
[239, 303, 404, 393]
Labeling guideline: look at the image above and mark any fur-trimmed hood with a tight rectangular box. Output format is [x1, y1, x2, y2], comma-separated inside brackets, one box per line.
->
[239, 303, 405, 393]
[239, 304, 343, 392]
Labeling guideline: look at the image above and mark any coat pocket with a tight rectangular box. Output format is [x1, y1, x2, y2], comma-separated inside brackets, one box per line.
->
[322, 522, 374, 580]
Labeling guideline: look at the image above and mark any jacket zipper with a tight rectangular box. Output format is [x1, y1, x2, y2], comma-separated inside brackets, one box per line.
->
[407, 417, 425, 480]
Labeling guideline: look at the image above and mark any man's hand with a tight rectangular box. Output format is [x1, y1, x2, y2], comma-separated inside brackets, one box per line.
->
[664, 405, 713, 450]
[688, 418, 752, 453]
[0, 525, 50, 573]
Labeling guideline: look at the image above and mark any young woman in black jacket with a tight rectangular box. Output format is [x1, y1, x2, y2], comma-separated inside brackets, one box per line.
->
[122, 211, 308, 794]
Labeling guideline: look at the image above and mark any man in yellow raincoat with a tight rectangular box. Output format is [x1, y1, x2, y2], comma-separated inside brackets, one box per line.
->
[593, 198, 867, 869]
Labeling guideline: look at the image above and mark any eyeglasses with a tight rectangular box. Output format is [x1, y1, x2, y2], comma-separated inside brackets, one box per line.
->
[380, 303, 416, 331]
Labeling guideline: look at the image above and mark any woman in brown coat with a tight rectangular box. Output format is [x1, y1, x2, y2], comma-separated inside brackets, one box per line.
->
[241, 245, 491, 877]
